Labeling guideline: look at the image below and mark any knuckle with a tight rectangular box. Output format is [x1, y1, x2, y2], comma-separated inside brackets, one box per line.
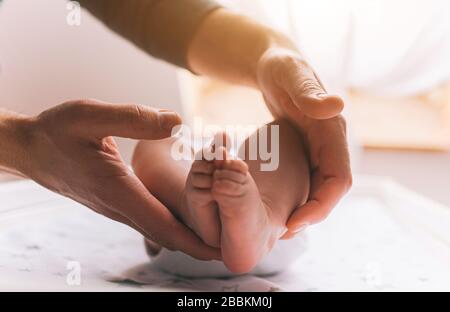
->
[66, 99, 98, 117]
[68, 102, 88, 120]
[129, 104, 152, 131]
[59, 99, 97, 132]
[75, 98, 98, 107]
[298, 78, 322, 95]
[119, 104, 157, 134]
[132, 104, 145, 121]
[140, 105, 158, 124]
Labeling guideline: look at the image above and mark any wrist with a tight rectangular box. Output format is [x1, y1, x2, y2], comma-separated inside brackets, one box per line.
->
[261, 30, 300, 57]
[187, 8, 300, 88]
[0, 111, 34, 176]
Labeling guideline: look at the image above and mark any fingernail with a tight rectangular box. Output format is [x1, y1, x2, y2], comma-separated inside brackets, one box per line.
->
[159, 112, 181, 130]
[293, 224, 309, 234]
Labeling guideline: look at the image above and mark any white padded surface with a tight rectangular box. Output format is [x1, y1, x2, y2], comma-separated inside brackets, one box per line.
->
[0, 176, 449, 291]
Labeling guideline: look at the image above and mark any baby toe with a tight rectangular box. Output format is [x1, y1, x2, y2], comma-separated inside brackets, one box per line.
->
[213, 169, 247, 184]
[212, 179, 246, 197]
[222, 159, 249, 174]
[191, 159, 214, 174]
[190, 173, 213, 189]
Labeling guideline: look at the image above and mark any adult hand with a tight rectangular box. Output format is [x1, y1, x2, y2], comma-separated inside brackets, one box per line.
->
[256, 48, 353, 236]
[17, 99, 220, 260]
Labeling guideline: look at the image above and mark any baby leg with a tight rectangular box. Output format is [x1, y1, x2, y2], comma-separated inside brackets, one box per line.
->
[132, 137, 192, 222]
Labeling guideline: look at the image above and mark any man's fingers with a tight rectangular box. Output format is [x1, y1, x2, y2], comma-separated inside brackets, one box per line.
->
[282, 179, 347, 239]
[285, 116, 352, 235]
[100, 201, 220, 261]
[129, 198, 222, 261]
[286, 177, 350, 232]
[66, 99, 182, 139]
[281, 63, 344, 120]
[98, 206, 169, 246]
[94, 205, 136, 229]
[92, 203, 169, 247]
[107, 176, 221, 261]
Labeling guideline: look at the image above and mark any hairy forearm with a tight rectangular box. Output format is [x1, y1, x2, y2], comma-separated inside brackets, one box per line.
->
[187, 9, 299, 88]
[0, 110, 31, 175]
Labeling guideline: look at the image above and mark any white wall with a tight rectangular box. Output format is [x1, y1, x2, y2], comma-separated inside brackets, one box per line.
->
[0, 0, 183, 163]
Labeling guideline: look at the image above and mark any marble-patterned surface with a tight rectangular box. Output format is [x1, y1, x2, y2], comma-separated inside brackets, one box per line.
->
[0, 177, 449, 291]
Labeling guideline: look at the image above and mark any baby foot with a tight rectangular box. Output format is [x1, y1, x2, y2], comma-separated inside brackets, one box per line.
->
[183, 137, 225, 248]
[212, 147, 277, 274]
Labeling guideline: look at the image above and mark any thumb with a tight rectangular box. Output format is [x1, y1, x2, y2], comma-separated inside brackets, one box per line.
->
[71, 100, 182, 139]
[283, 64, 344, 120]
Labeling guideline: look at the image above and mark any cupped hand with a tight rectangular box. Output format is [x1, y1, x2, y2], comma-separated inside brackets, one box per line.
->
[21, 99, 220, 260]
[256, 48, 352, 236]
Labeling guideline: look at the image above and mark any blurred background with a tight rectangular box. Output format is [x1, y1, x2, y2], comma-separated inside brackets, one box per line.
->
[0, 0, 449, 206]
